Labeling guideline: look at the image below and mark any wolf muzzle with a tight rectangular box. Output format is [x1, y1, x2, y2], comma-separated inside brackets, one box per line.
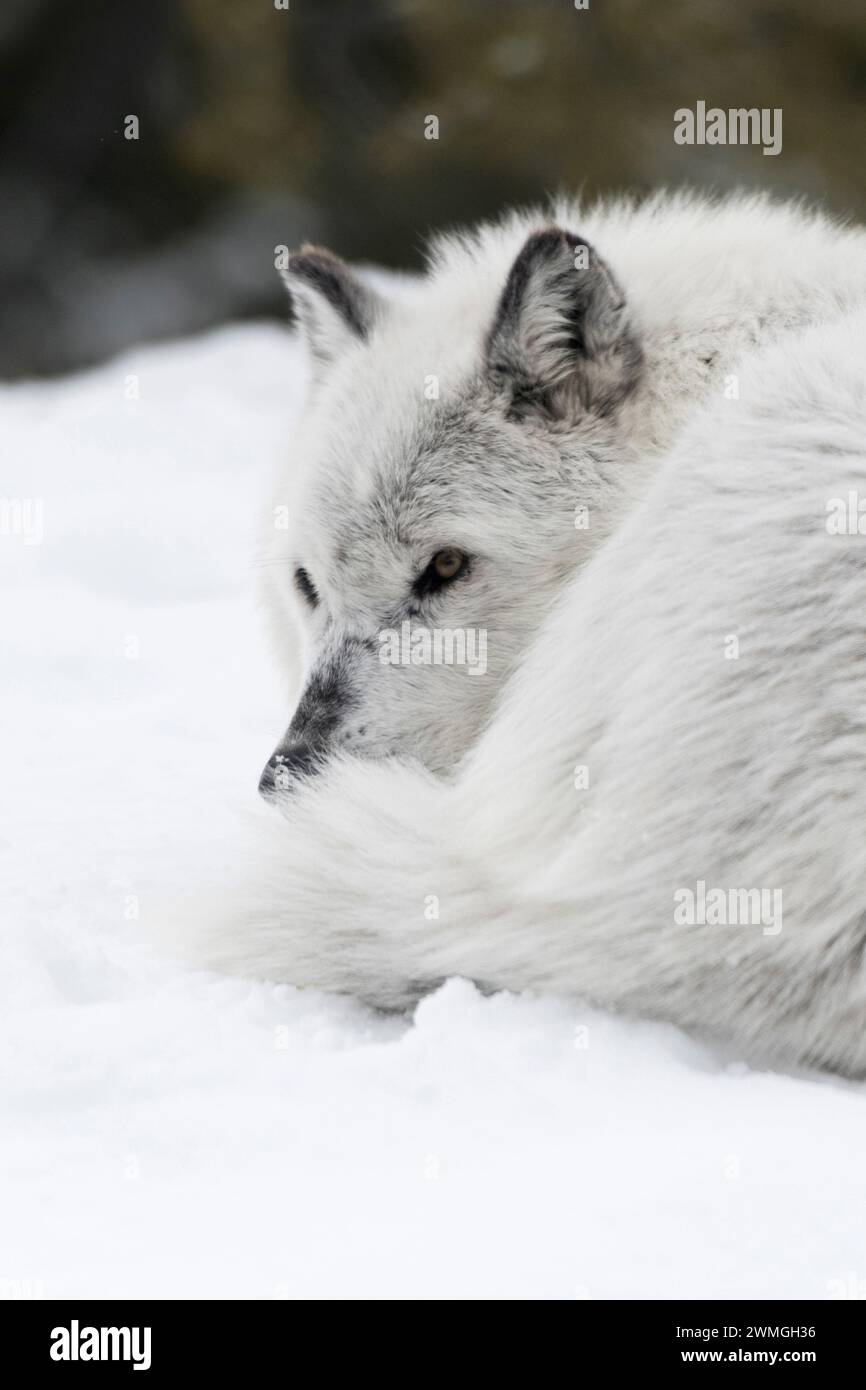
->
[258, 639, 367, 800]
[258, 741, 324, 799]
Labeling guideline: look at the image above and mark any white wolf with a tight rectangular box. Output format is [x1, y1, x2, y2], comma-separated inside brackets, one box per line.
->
[192, 191, 866, 1077]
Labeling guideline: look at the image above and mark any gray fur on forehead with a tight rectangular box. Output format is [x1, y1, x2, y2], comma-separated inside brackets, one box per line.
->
[308, 389, 567, 552]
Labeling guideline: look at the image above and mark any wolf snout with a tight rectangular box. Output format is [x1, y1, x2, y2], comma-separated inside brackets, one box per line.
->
[258, 742, 322, 799]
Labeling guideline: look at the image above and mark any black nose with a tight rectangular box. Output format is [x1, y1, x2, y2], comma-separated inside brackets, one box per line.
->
[258, 742, 321, 800]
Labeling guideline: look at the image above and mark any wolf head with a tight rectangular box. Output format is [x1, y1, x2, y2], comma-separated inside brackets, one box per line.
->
[260, 223, 643, 797]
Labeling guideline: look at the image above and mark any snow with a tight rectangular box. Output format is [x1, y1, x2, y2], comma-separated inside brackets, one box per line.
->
[2, 323, 865, 1301]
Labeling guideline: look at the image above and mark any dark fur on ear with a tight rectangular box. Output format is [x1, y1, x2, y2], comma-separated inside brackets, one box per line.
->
[281, 245, 383, 371]
[486, 227, 642, 419]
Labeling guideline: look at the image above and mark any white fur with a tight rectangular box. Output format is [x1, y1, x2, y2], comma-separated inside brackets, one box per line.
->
[185, 192, 866, 1076]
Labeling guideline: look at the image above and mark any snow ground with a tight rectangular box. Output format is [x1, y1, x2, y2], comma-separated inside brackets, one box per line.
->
[2, 323, 865, 1301]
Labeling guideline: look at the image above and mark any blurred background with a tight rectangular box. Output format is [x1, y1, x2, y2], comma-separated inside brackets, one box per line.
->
[2, 0, 865, 378]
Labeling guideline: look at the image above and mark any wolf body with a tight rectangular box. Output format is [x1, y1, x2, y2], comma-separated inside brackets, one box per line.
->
[197, 193, 866, 1075]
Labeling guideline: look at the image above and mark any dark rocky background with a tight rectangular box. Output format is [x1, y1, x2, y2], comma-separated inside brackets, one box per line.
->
[3, 0, 865, 377]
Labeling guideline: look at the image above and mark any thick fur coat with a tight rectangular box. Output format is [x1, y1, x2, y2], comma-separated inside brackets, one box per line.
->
[187, 192, 866, 1076]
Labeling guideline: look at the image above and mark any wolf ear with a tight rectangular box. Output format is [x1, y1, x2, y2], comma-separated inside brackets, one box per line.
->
[485, 228, 642, 418]
[280, 245, 383, 372]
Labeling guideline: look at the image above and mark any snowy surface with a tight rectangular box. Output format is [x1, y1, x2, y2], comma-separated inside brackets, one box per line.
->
[2, 324, 866, 1301]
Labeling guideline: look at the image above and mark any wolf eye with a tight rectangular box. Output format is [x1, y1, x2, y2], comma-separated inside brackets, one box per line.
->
[433, 548, 465, 580]
[414, 547, 469, 597]
[294, 567, 319, 607]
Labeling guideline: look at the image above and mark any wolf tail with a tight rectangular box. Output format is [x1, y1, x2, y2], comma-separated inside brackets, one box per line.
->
[169, 753, 528, 1008]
